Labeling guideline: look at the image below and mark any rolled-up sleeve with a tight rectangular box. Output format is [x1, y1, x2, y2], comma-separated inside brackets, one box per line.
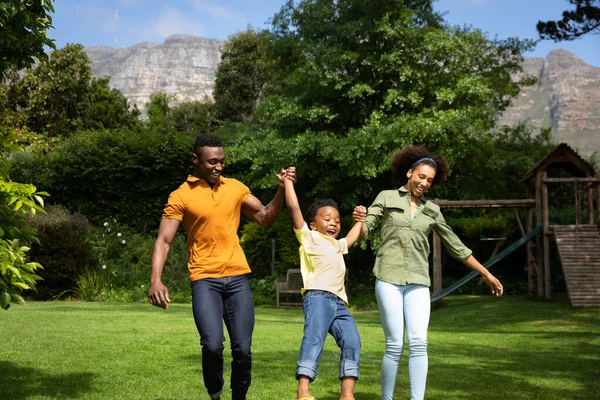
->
[364, 192, 385, 238]
[433, 212, 472, 261]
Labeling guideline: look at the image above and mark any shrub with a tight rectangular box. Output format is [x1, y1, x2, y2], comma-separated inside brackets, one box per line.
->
[240, 213, 300, 279]
[249, 276, 277, 306]
[9, 129, 195, 231]
[27, 205, 93, 299]
[87, 221, 191, 303]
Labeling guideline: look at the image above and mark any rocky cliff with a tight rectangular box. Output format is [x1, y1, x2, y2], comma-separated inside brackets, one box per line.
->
[85, 35, 224, 109]
[498, 49, 600, 154]
[85, 37, 600, 154]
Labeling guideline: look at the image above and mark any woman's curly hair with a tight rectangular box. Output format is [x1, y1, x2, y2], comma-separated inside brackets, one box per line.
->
[391, 145, 449, 188]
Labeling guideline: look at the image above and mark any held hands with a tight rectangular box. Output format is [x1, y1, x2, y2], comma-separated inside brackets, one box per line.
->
[277, 167, 297, 187]
[353, 205, 367, 223]
[148, 281, 171, 309]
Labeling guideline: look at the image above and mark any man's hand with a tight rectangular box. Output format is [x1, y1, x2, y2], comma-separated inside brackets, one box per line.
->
[148, 281, 171, 309]
[353, 205, 367, 223]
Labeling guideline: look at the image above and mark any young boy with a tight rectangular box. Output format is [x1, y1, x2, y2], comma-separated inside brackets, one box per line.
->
[282, 175, 364, 400]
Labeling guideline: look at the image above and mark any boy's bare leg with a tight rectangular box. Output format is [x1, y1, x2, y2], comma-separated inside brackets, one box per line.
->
[340, 377, 356, 400]
[297, 376, 313, 399]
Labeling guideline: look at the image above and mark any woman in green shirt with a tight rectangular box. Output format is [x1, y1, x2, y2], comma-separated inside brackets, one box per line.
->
[355, 145, 503, 400]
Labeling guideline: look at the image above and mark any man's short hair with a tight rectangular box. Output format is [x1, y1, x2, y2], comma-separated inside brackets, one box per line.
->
[307, 199, 339, 223]
[194, 132, 222, 153]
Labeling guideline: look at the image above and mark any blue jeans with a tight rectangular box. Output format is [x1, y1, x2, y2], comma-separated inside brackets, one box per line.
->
[296, 290, 361, 382]
[376, 280, 430, 400]
[191, 275, 255, 400]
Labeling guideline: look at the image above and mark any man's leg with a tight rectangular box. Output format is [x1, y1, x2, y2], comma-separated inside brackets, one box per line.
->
[329, 299, 360, 400]
[222, 275, 255, 400]
[192, 278, 226, 399]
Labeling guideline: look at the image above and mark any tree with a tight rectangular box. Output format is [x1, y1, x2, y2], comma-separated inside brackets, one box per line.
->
[537, 0, 600, 41]
[0, 0, 56, 79]
[0, 0, 53, 309]
[212, 28, 272, 123]
[226, 0, 535, 206]
[4, 44, 141, 140]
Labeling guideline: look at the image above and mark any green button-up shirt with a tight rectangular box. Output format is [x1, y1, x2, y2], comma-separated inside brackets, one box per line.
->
[364, 187, 472, 287]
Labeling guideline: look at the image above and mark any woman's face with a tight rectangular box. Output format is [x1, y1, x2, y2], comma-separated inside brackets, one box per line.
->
[406, 164, 436, 199]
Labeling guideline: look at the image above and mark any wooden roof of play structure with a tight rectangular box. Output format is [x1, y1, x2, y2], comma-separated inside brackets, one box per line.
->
[522, 143, 596, 182]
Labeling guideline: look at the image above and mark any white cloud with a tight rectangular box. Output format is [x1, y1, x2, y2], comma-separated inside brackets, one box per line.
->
[142, 7, 204, 41]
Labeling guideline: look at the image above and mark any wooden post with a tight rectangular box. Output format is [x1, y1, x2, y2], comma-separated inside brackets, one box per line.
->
[575, 181, 581, 225]
[597, 178, 600, 226]
[527, 206, 534, 297]
[535, 171, 544, 299]
[432, 231, 442, 295]
[542, 172, 551, 300]
[588, 184, 597, 225]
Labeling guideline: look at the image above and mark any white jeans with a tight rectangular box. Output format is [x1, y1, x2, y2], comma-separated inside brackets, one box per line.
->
[376, 279, 431, 400]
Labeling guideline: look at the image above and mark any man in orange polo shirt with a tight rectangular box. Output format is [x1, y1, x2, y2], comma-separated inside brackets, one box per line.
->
[148, 132, 295, 400]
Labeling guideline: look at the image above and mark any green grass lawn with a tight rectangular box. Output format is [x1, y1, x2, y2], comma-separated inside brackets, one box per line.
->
[0, 295, 598, 399]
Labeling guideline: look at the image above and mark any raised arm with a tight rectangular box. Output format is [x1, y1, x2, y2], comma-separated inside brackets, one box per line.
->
[148, 218, 180, 309]
[284, 176, 305, 229]
[242, 167, 296, 228]
[346, 205, 366, 247]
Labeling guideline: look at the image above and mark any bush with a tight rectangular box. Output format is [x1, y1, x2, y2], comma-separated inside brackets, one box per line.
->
[9, 129, 195, 231]
[87, 221, 192, 303]
[240, 213, 300, 279]
[27, 205, 93, 299]
[249, 276, 277, 306]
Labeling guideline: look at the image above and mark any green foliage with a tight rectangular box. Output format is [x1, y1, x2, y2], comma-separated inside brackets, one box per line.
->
[0, 0, 56, 79]
[248, 276, 277, 306]
[86, 221, 191, 303]
[0, 179, 46, 309]
[88, 77, 142, 130]
[3, 44, 140, 141]
[213, 27, 272, 123]
[240, 212, 299, 278]
[169, 99, 214, 135]
[12, 43, 93, 137]
[537, 0, 600, 41]
[145, 91, 175, 131]
[26, 205, 93, 299]
[9, 129, 195, 230]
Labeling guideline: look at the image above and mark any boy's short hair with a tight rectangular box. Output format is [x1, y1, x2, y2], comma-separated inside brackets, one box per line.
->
[194, 132, 222, 153]
[307, 199, 338, 223]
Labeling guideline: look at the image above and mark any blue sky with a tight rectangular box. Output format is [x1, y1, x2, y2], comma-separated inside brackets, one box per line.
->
[49, 0, 600, 67]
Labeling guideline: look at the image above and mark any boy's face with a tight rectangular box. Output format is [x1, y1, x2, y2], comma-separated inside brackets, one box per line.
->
[309, 206, 341, 238]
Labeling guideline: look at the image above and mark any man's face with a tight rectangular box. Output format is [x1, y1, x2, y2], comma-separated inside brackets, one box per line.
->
[193, 146, 225, 186]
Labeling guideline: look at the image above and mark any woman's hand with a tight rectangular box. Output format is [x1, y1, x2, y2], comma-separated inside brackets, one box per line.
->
[483, 273, 504, 297]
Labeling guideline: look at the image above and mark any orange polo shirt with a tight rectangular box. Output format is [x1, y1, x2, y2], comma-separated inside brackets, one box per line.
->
[162, 175, 252, 281]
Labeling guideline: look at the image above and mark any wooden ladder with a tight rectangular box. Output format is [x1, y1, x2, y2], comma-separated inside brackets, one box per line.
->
[554, 225, 600, 307]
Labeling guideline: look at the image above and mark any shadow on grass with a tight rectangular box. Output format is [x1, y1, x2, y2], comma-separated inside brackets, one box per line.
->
[0, 361, 96, 399]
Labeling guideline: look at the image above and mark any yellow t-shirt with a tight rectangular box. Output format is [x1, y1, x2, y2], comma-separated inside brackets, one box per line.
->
[294, 223, 349, 305]
[162, 175, 252, 281]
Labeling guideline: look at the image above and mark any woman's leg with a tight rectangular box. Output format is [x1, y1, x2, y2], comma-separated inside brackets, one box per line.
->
[403, 285, 430, 400]
[375, 279, 405, 400]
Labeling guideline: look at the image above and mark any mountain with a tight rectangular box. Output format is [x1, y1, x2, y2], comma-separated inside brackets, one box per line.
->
[84, 37, 600, 154]
[85, 35, 224, 109]
[498, 49, 600, 155]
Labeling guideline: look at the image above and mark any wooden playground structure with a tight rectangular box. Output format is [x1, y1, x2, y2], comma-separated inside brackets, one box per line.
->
[431, 143, 600, 307]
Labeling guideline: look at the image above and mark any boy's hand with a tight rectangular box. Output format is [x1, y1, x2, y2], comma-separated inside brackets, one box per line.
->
[285, 166, 296, 183]
[353, 205, 366, 223]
